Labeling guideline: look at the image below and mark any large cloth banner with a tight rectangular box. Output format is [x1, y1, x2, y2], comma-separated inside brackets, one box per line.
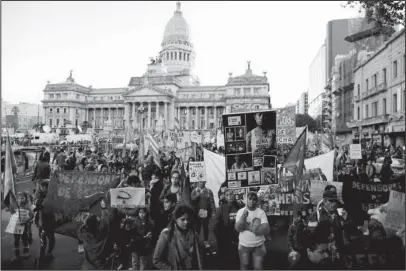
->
[276, 106, 296, 144]
[176, 131, 191, 149]
[110, 187, 145, 208]
[189, 161, 206, 183]
[203, 149, 225, 207]
[303, 150, 335, 182]
[223, 110, 277, 188]
[43, 171, 120, 238]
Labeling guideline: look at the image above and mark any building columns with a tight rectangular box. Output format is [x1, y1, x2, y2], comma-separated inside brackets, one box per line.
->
[213, 106, 217, 128]
[147, 102, 151, 128]
[93, 107, 96, 128]
[204, 106, 208, 129]
[195, 106, 199, 129]
[156, 101, 160, 127]
[186, 107, 190, 129]
[164, 102, 168, 129]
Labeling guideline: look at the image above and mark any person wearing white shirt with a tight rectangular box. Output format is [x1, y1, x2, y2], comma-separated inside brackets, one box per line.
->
[235, 192, 270, 270]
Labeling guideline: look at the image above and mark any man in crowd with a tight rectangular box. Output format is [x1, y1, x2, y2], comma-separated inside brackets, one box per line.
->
[235, 191, 270, 270]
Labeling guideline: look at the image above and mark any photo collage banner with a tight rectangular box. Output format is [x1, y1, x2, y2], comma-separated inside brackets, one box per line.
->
[222, 110, 277, 188]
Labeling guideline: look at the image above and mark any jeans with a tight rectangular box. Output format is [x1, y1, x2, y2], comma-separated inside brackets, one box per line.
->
[196, 216, 210, 242]
[14, 232, 29, 250]
[131, 252, 147, 270]
[238, 243, 267, 270]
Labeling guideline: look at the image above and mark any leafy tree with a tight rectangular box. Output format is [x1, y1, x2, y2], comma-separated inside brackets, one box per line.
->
[81, 121, 91, 132]
[296, 114, 317, 132]
[32, 123, 45, 133]
[342, 1, 405, 27]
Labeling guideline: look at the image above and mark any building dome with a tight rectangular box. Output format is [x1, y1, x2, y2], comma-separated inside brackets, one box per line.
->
[162, 2, 191, 43]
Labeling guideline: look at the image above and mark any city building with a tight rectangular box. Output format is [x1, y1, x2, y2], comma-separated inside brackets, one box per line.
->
[41, 2, 271, 136]
[308, 18, 364, 126]
[330, 52, 357, 139]
[348, 29, 405, 148]
[2, 101, 43, 132]
[295, 91, 308, 115]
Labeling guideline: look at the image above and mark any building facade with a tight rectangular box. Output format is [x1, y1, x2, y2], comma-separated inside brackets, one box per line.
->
[2, 102, 43, 132]
[296, 91, 308, 115]
[41, 2, 271, 135]
[348, 29, 405, 147]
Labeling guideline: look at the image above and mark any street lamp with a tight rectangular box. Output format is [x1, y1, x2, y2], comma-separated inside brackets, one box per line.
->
[138, 106, 145, 134]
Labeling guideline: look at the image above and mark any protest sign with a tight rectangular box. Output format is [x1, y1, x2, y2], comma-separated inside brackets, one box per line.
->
[303, 150, 335, 182]
[5, 209, 29, 234]
[223, 110, 277, 188]
[350, 144, 362, 159]
[42, 171, 120, 238]
[189, 161, 206, 183]
[110, 187, 145, 208]
[216, 129, 225, 148]
[175, 146, 194, 162]
[276, 106, 296, 144]
[226, 187, 247, 207]
[176, 131, 191, 150]
[190, 131, 202, 144]
[383, 190, 405, 231]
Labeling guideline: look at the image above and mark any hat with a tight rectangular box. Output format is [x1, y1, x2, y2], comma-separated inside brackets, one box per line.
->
[322, 190, 339, 201]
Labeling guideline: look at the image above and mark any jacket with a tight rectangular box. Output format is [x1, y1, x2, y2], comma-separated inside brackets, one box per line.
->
[32, 162, 51, 181]
[191, 187, 216, 215]
[213, 202, 240, 247]
[153, 228, 203, 270]
[130, 217, 155, 255]
[287, 221, 306, 253]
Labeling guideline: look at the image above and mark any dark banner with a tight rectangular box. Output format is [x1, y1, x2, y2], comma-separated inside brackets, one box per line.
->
[222, 110, 277, 188]
[43, 171, 120, 238]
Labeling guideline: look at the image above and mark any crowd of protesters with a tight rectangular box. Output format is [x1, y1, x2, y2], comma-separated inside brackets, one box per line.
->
[4, 139, 405, 270]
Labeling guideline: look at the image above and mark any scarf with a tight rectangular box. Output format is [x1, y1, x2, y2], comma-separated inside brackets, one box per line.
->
[173, 227, 196, 270]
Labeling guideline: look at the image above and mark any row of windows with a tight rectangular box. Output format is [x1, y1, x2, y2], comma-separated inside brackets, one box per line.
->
[162, 51, 190, 62]
[180, 93, 224, 99]
[162, 40, 190, 47]
[233, 87, 262, 96]
[49, 119, 78, 127]
[181, 107, 225, 115]
[357, 55, 406, 95]
[47, 94, 122, 101]
[48, 108, 79, 114]
[356, 92, 404, 120]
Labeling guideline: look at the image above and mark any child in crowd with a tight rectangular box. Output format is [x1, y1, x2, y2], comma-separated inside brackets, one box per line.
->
[129, 207, 155, 270]
[9, 191, 34, 261]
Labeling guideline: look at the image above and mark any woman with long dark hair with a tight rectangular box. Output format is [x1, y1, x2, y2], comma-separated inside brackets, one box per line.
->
[159, 170, 182, 203]
[153, 204, 203, 270]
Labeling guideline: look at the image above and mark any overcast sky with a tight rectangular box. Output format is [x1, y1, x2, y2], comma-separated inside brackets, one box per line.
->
[2, 1, 361, 108]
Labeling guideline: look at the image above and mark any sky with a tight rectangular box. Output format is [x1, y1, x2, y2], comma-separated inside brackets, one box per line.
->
[2, 1, 362, 108]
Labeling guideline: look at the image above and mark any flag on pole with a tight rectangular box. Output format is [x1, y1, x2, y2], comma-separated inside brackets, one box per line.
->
[282, 126, 307, 185]
[146, 131, 161, 168]
[122, 127, 132, 157]
[3, 132, 18, 210]
[138, 131, 145, 166]
[174, 117, 180, 132]
[179, 158, 191, 206]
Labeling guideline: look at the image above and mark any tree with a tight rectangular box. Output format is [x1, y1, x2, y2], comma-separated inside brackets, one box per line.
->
[32, 123, 45, 133]
[10, 106, 20, 130]
[296, 114, 317, 132]
[81, 121, 91, 132]
[342, 1, 405, 27]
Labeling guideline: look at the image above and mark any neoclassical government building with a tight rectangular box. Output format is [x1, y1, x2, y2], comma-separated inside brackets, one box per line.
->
[42, 2, 271, 135]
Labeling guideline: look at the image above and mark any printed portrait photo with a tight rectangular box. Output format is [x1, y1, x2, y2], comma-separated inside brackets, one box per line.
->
[253, 157, 263, 167]
[226, 142, 246, 154]
[263, 155, 277, 169]
[227, 172, 237, 181]
[226, 128, 235, 142]
[245, 111, 277, 158]
[237, 172, 247, 180]
[235, 126, 246, 140]
[248, 171, 261, 186]
[261, 168, 278, 185]
[227, 153, 253, 172]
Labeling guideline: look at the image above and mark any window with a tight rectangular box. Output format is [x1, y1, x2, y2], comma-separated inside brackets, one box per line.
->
[254, 88, 260, 95]
[393, 60, 398, 78]
[93, 97, 96, 101]
[372, 101, 378, 117]
[393, 94, 398, 112]
[255, 105, 260, 110]
[56, 119, 60, 126]
[234, 88, 241, 96]
[243, 88, 251, 95]
[50, 108, 53, 113]
[49, 119, 52, 127]
[374, 74, 377, 87]
[63, 93, 67, 99]
[75, 119, 78, 126]
[209, 94, 214, 99]
[366, 79, 369, 91]
[166, 52, 169, 60]
[357, 84, 360, 97]
[365, 104, 369, 118]
[64, 108, 66, 113]
[57, 108, 60, 113]
[174, 52, 177, 60]
[210, 107, 214, 115]
[170, 52, 173, 60]
[187, 53, 190, 62]
[383, 68, 387, 83]
[383, 98, 387, 114]
[56, 94, 61, 99]
[357, 107, 360, 120]
[183, 52, 186, 61]
[76, 109, 78, 114]
[49, 94, 54, 99]
[76, 94, 80, 99]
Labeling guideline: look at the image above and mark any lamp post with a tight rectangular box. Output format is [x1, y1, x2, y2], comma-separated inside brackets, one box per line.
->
[138, 106, 145, 135]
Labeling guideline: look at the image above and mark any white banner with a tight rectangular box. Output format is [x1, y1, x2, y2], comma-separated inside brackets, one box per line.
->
[6, 209, 29, 234]
[110, 187, 145, 208]
[383, 190, 405, 231]
[304, 150, 335, 182]
[177, 131, 191, 149]
[189, 161, 206, 183]
[350, 144, 362, 159]
[216, 129, 225, 148]
[203, 149, 225, 207]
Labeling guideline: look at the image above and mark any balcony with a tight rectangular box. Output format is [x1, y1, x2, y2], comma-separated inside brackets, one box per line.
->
[361, 82, 387, 100]
[347, 114, 390, 128]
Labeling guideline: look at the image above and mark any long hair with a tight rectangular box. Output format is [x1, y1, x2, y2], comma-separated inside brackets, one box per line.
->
[166, 204, 196, 241]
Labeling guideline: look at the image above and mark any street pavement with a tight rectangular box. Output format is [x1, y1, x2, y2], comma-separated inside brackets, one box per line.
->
[1, 179, 289, 270]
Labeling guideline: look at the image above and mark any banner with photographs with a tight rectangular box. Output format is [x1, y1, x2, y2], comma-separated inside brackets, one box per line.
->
[276, 106, 296, 145]
[225, 187, 248, 208]
[223, 110, 277, 188]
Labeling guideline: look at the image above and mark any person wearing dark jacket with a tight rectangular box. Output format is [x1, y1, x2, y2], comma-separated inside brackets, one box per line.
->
[287, 211, 307, 268]
[78, 202, 118, 270]
[380, 159, 394, 183]
[213, 189, 240, 270]
[154, 194, 177, 239]
[32, 155, 51, 200]
[290, 221, 340, 270]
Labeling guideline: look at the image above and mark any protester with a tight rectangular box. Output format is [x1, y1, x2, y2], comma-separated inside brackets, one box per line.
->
[153, 204, 203, 270]
[191, 181, 216, 248]
[9, 191, 34, 261]
[149, 170, 164, 222]
[365, 158, 376, 182]
[129, 207, 155, 270]
[154, 193, 177, 239]
[77, 200, 118, 270]
[235, 191, 270, 270]
[32, 155, 51, 199]
[160, 170, 182, 202]
[287, 210, 307, 268]
[213, 189, 241, 270]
